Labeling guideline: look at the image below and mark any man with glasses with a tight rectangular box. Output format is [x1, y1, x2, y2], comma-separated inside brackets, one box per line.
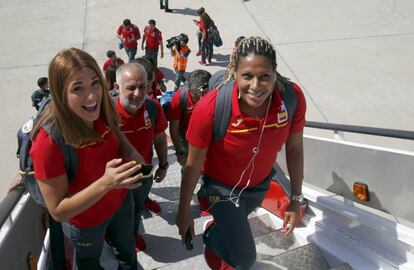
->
[168, 69, 211, 166]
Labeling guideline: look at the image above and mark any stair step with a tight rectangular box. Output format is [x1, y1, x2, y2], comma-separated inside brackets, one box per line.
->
[99, 155, 340, 270]
[255, 228, 302, 262]
[253, 243, 330, 270]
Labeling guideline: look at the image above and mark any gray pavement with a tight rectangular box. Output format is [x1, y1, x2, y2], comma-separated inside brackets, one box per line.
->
[1, 0, 413, 199]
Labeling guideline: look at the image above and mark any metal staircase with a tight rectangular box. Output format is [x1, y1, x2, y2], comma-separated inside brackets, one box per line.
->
[100, 151, 351, 270]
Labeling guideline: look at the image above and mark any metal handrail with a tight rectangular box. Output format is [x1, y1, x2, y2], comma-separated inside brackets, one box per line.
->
[306, 121, 414, 140]
[0, 186, 25, 228]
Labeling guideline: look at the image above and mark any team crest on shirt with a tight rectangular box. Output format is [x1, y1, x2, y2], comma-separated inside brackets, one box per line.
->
[144, 110, 152, 127]
[231, 118, 244, 127]
[277, 101, 288, 124]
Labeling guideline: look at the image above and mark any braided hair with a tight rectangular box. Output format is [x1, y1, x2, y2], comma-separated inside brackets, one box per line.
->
[222, 36, 290, 90]
[223, 36, 245, 83]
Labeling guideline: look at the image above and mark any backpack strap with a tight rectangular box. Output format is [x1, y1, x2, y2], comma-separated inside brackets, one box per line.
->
[37, 95, 52, 113]
[279, 81, 297, 124]
[144, 96, 157, 126]
[213, 80, 235, 141]
[179, 85, 189, 113]
[42, 123, 78, 181]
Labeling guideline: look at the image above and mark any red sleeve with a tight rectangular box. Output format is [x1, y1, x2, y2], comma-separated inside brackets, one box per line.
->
[185, 92, 216, 149]
[199, 20, 205, 32]
[168, 90, 182, 121]
[289, 83, 307, 133]
[30, 128, 66, 180]
[103, 60, 111, 71]
[134, 25, 140, 39]
[117, 25, 123, 35]
[153, 98, 168, 134]
[155, 69, 164, 83]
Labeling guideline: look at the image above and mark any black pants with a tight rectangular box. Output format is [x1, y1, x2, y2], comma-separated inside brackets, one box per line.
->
[132, 176, 153, 234]
[200, 171, 273, 269]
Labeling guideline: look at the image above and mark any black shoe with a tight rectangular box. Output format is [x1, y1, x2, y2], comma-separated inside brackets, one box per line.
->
[160, 5, 164, 9]
[165, 8, 173, 12]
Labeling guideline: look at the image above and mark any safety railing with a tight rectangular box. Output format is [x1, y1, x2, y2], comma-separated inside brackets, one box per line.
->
[0, 186, 25, 229]
[306, 121, 414, 140]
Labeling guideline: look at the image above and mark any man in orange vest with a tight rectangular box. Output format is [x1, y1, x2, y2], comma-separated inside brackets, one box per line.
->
[171, 34, 191, 91]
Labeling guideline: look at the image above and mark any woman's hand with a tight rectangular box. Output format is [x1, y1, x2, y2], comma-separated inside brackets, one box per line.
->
[281, 201, 301, 235]
[101, 158, 143, 190]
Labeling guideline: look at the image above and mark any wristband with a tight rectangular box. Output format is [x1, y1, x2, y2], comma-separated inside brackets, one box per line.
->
[159, 162, 169, 170]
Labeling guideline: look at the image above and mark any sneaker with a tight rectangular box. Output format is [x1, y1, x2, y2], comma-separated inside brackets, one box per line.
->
[196, 51, 201, 56]
[144, 198, 161, 214]
[134, 234, 147, 252]
[220, 262, 234, 270]
[207, 59, 212, 64]
[199, 60, 206, 65]
[198, 196, 211, 216]
[203, 219, 215, 237]
[165, 8, 173, 12]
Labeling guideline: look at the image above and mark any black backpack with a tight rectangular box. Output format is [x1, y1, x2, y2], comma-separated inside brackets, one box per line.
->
[213, 79, 297, 141]
[179, 85, 190, 113]
[17, 97, 78, 207]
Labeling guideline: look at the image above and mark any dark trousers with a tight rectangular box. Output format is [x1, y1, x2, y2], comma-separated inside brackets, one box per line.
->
[48, 216, 66, 270]
[200, 172, 273, 269]
[132, 176, 153, 234]
[174, 69, 186, 91]
[179, 129, 188, 154]
[159, 0, 169, 8]
[62, 192, 137, 270]
[197, 31, 202, 52]
[201, 41, 213, 62]
[145, 48, 159, 67]
[125, 47, 137, 63]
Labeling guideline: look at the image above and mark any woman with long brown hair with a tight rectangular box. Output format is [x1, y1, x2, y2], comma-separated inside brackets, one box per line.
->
[197, 8, 215, 65]
[30, 48, 144, 269]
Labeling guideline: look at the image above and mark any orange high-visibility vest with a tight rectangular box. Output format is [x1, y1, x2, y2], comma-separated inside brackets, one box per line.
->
[173, 45, 190, 71]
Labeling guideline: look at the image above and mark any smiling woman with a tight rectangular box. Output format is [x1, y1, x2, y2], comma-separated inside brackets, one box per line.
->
[176, 36, 307, 269]
[66, 68, 103, 129]
[28, 48, 146, 269]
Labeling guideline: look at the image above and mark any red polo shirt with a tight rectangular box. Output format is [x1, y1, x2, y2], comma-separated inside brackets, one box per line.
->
[116, 97, 168, 164]
[117, 24, 140, 49]
[103, 58, 125, 72]
[144, 26, 162, 50]
[168, 87, 197, 133]
[186, 82, 306, 187]
[30, 118, 127, 228]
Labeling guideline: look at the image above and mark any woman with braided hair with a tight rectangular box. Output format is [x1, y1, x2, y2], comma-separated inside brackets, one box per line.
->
[176, 36, 307, 269]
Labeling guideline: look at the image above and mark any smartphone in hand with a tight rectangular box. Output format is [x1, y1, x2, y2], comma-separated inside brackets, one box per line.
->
[132, 164, 154, 178]
[185, 229, 193, 250]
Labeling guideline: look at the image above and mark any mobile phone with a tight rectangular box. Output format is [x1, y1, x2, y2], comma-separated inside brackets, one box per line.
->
[132, 164, 153, 178]
[185, 229, 193, 250]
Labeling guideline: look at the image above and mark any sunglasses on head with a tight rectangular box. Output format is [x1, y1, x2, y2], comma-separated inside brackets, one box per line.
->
[196, 83, 209, 96]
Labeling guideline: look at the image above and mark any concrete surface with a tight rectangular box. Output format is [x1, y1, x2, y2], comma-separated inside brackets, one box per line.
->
[0, 0, 413, 199]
